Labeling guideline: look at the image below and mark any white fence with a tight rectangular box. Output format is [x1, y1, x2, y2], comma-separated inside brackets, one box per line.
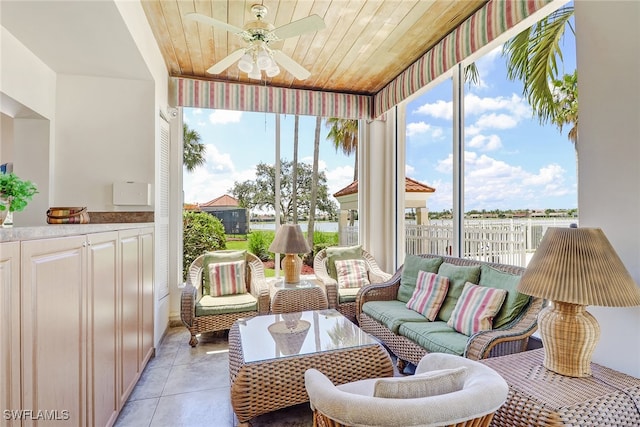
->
[341, 218, 577, 267]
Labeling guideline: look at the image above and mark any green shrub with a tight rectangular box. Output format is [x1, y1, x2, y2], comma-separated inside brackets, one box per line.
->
[302, 231, 339, 266]
[182, 211, 226, 281]
[248, 231, 274, 261]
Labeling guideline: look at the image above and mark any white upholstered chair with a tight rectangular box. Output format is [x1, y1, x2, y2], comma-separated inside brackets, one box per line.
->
[304, 353, 508, 427]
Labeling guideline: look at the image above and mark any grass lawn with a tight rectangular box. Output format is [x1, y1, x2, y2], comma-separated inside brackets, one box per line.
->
[225, 239, 276, 277]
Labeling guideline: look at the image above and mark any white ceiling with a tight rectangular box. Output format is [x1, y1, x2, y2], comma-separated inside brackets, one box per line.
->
[1, 0, 151, 81]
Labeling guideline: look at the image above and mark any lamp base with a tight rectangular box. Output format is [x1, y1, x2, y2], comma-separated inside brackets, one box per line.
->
[538, 301, 600, 377]
[282, 253, 302, 284]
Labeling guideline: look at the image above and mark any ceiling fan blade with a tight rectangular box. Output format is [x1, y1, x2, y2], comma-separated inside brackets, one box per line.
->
[272, 50, 311, 80]
[185, 12, 244, 35]
[270, 15, 325, 40]
[207, 49, 245, 75]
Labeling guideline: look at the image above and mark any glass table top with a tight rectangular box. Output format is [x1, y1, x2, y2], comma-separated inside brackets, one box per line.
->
[237, 309, 380, 363]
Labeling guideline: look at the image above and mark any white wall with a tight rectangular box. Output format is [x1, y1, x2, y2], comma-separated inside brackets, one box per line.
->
[115, 0, 174, 345]
[54, 75, 155, 211]
[13, 118, 50, 226]
[575, 0, 640, 377]
[0, 28, 57, 120]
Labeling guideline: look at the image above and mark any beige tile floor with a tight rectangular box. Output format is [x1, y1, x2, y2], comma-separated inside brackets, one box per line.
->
[113, 327, 315, 427]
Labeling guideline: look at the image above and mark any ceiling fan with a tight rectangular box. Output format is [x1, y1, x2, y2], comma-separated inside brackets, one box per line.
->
[186, 4, 325, 80]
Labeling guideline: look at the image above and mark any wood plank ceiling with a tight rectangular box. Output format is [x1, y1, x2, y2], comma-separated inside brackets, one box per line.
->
[141, 0, 486, 95]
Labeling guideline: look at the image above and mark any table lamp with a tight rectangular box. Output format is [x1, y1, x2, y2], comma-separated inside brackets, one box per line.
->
[516, 225, 640, 377]
[268, 224, 311, 284]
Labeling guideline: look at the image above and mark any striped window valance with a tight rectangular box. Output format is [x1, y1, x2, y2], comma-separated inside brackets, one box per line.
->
[171, 0, 555, 120]
[372, 0, 555, 118]
[171, 77, 372, 120]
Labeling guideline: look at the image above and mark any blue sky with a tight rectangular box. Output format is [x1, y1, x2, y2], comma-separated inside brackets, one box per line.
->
[183, 27, 577, 213]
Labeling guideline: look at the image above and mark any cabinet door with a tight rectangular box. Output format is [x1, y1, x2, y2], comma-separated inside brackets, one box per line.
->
[1, 241, 21, 427]
[139, 229, 154, 367]
[21, 235, 87, 427]
[86, 232, 119, 427]
[118, 230, 140, 407]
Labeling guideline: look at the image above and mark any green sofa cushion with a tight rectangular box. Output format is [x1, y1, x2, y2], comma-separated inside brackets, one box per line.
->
[195, 293, 257, 316]
[398, 321, 468, 356]
[362, 300, 428, 333]
[479, 265, 530, 329]
[202, 250, 246, 295]
[398, 255, 444, 303]
[436, 263, 481, 322]
[338, 287, 360, 304]
[326, 245, 363, 280]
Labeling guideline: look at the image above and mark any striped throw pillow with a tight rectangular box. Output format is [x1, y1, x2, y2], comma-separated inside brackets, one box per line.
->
[207, 260, 246, 296]
[406, 271, 450, 321]
[334, 259, 370, 289]
[447, 282, 507, 336]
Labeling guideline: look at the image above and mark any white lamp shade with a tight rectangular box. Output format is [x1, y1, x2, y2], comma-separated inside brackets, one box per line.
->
[238, 54, 254, 73]
[266, 64, 280, 77]
[248, 63, 261, 80]
[256, 50, 272, 70]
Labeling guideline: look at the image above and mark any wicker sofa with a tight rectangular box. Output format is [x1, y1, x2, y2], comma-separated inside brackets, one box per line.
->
[356, 254, 543, 367]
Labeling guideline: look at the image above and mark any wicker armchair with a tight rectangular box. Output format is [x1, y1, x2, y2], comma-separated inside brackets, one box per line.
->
[305, 353, 508, 427]
[314, 248, 392, 322]
[181, 251, 270, 346]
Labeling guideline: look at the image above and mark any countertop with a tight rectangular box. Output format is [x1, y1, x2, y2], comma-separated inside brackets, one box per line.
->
[0, 223, 154, 242]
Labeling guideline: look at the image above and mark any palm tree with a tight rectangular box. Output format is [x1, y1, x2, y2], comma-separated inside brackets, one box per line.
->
[325, 118, 358, 226]
[292, 116, 299, 223]
[183, 124, 206, 172]
[502, 6, 577, 146]
[307, 116, 322, 256]
[326, 118, 359, 181]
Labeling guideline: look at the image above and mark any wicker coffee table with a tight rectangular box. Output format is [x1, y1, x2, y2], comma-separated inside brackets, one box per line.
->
[228, 309, 393, 423]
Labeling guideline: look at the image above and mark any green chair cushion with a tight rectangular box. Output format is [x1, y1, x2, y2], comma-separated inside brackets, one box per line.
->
[436, 263, 481, 322]
[398, 321, 468, 356]
[362, 300, 428, 333]
[479, 265, 530, 329]
[398, 255, 443, 303]
[195, 293, 257, 316]
[326, 245, 363, 280]
[338, 287, 360, 304]
[202, 250, 246, 295]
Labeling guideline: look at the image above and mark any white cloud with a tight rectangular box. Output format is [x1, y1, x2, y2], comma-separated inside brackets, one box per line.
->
[193, 108, 203, 115]
[183, 144, 256, 203]
[208, 110, 242, 124]
[325, 165, 354, 200]
[406, 121, 431, 136]
[413, 100, 452, 120]
[464, 93, 530, 118]
[467, 134, 502, 151]
[473, 45, 503, 89]
[430, 152, 571, 210]
[405, 164, 416, 177]
[475, 113, 518, 130]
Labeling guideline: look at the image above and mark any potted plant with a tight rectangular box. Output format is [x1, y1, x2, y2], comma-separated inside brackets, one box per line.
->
[0, 172, 38, 227]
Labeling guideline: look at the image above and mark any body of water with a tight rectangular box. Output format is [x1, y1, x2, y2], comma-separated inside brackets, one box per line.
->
[250, 221, 342, 233]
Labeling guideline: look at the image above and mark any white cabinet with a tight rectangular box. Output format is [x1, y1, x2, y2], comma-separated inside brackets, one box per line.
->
[4, 228, 154, 427]
[0, 241, 21, 427]
[87, 231, 119, 427]
[118, 227, 155, 408]
[21, 235, 87, 427]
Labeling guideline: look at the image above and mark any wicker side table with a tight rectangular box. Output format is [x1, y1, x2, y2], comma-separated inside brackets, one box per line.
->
[481, 349, 640, 426]
[270, 280, 329, 313]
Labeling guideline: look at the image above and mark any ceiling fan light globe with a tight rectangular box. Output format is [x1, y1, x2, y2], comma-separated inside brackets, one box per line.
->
[248, 64, 262, 80]
[256, 51, 272, 70]
[238, 54, 254, 73]
[266, 64, 280, 78]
